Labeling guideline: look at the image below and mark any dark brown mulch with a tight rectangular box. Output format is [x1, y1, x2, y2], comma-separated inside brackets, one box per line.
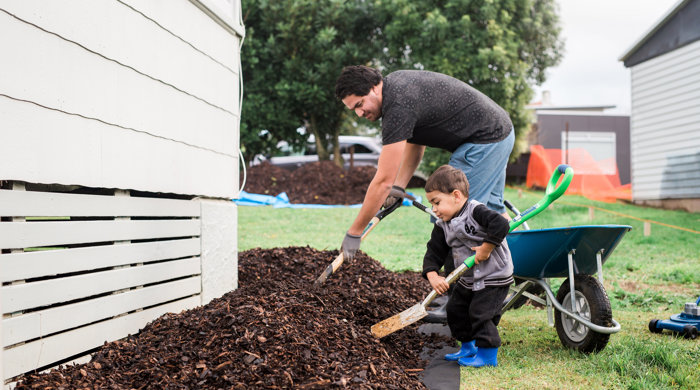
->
[242, 161, 426, 205]
[15, 247, 451, 389]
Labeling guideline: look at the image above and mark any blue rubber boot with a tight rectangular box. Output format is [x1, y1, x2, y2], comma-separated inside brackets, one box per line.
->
[444, 340, 476, 361]
[458, 347, 498, 368]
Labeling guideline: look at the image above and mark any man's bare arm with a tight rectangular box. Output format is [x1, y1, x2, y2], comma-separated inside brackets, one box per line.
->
[347, 141, 405, 235]
[393, 143, 425, 188]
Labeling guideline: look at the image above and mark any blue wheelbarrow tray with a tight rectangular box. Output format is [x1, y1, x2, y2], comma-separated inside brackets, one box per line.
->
[507, 225, 631, 278]
[503, 224, 632, 352]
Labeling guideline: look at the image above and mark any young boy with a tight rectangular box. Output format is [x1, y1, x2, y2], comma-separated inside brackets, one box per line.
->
[422, 165, 513, 367]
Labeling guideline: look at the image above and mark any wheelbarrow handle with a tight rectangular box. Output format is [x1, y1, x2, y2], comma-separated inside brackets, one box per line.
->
[509, 164, 573, 230]
[547, 164, 573, 201]
[458, 164, 574, 270]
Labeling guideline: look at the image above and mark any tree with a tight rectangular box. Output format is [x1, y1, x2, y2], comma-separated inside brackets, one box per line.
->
[374, 0, 563, 172]
[240, 0, 379, 166]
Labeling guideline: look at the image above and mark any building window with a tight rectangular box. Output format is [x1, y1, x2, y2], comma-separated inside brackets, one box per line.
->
[561, 131, 617, 175]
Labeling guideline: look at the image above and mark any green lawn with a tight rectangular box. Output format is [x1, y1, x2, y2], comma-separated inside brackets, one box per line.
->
[237, 186, 700, 389]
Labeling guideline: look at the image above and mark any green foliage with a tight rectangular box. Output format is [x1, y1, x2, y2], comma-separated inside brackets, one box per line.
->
[420, 147, 452, 176]
[240, 0, 564, 167]
[375, 0, 564, 162]
[240, 0, 379, 164]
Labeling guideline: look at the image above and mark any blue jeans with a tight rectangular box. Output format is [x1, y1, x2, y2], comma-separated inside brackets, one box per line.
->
[448, 129, 514, 214]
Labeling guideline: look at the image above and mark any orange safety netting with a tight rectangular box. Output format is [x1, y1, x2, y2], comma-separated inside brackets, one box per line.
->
[526, 145, 631, 203]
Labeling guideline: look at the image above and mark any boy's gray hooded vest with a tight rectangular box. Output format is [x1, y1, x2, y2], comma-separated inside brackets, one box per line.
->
[436, 199, 513, 291]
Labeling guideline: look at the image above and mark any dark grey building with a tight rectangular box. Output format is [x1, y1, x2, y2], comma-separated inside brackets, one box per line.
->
[532, 112, 631, 185]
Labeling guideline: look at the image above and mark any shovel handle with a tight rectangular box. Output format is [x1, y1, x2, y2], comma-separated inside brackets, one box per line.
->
[314, 201, 402, 286]
[421, 261, 472, 307]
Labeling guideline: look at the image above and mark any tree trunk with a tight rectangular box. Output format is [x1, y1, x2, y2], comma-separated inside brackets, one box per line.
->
[331, 135, 343, 169]
[308, 117, 330, 161]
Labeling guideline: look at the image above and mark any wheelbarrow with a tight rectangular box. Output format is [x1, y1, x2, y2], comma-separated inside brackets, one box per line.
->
[503, 224, 632, 353]
[372, 164, 631, 353]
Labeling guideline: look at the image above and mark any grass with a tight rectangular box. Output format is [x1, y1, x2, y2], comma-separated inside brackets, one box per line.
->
[238, 185, 700, 389]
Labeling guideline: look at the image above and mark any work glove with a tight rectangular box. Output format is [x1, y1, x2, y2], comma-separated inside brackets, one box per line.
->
[341, 231, 362, 260]
[383, 185, 407, 209]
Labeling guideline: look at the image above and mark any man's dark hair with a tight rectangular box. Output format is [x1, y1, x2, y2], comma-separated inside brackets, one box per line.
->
[425, 165, 470, 198]
[335, 65, 382, 100]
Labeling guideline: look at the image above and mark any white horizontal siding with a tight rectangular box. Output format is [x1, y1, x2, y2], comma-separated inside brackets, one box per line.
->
[1, 238, 200, 282]
[1, 0, 239, 114]
[0, 96, 238, 198]
[3, 296, 201, 379]
[122, 0, 241, 70]
[0, 189, 213, 383]
[629, 39, 700, 201]
[2, 257, 200, 313]
[0, 11, 236, 157]
[634, 185, 700, 200]
[632, 118, 700, 143]
[0, 219, 199, 250]
[633, 79, 700, 117]
[194, 0, 245, 37]
[3, 277, 200, 347]
[632, 152, 700, 172]
[0, 189, 199, 217]
[631, 40, 700, 80]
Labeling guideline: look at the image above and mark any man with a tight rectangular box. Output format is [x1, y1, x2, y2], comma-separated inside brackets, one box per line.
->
[335, 65, 514, 263]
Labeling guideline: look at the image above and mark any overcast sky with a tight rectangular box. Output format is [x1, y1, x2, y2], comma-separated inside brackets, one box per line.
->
[532, 0, 680, 114]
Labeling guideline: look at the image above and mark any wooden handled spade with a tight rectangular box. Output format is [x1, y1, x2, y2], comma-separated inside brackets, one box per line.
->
[313, 199, 402, 286]
[371, 164, 574, 338]
[314, 190, 437, 287]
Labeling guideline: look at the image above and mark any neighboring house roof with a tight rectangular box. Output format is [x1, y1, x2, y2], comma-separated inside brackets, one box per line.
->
[526, 91, 616, 113]
[526, 104, 616, 112]
[619, 0, 700, 67]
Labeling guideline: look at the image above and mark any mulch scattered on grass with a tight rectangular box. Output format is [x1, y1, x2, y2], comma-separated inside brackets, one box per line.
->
[15, 247, 451, 389]
[242, 161, 426, 205]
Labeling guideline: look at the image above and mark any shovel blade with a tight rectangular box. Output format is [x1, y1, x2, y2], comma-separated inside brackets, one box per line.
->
[313, 253, 344, 287]
[371, 303, 428, 338]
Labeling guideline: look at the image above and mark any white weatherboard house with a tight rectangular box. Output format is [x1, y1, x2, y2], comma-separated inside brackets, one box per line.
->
[620, 0, 700, 212]
[0, 0, 244, 385]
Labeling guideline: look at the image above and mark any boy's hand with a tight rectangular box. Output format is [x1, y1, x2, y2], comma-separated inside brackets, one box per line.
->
[471, 242, 496, 264]
[427, 271, 449, 295]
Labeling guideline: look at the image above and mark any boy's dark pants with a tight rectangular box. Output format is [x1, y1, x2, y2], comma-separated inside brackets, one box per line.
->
[446, 283, 510, 348]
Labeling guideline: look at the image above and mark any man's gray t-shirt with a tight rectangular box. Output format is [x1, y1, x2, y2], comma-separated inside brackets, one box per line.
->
[381, 70, 512, 152]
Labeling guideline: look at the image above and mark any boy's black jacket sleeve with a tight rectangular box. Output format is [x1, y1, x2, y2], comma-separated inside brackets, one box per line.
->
[422, 224, 450, 279]
[472, 204, 509, 246]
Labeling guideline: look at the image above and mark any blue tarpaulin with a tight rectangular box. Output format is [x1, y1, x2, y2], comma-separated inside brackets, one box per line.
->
[233, 191, 420, 209]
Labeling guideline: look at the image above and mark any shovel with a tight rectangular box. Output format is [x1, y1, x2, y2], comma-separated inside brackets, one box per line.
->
[314, 190, 437, 286]
[313, 200, 402, 286]
[371, 164, 574, 338]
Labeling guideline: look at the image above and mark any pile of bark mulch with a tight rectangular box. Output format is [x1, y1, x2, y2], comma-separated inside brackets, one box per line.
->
[242, 161, 426, 205]
[15, 247, 452, 389]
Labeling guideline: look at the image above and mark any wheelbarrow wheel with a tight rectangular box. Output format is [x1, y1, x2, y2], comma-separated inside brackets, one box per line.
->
[554, 275, 612, 353]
